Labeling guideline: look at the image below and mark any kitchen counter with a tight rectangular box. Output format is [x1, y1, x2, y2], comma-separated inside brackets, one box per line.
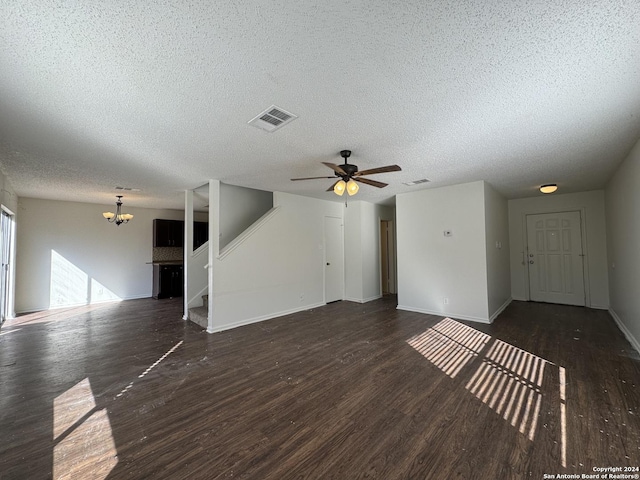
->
[146, 261, 184, 265]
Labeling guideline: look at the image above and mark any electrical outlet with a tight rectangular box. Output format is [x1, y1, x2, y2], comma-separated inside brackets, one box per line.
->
[443, 297, 449, 305]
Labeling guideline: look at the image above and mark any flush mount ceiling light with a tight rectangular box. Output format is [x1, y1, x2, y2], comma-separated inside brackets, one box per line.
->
[540, 184, 558, 194]
[103, 195, 133, 226]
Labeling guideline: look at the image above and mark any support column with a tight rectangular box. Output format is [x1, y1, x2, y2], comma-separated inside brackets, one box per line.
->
[207, 180, 220, 333]
[183, 189, 194, 321]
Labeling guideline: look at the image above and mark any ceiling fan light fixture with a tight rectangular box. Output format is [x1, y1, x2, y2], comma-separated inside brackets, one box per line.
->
[290, 149, 401, 195]
[540, 184, 558, 194]
[346, 178, 359, 196]
[334, 180, 346, 196]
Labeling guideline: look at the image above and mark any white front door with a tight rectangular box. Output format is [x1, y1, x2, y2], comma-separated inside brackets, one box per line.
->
[324, 216, 344, 303]
[526, 211, 585, 306]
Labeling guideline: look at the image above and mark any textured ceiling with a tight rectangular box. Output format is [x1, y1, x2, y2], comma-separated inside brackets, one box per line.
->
[1, 0, 639, 210]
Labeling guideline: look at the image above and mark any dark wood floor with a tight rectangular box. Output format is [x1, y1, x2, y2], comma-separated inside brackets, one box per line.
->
[1, 297, 639, 479]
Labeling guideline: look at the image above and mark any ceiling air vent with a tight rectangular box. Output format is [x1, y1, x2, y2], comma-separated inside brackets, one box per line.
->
[403, 179, 430, 186]
[248, 105, 298, 132]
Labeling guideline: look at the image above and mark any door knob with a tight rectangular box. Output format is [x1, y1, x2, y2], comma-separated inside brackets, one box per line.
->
[529, 260, 534, 264]
[529, 254, 534, 257]
[326, 262, 330, 266]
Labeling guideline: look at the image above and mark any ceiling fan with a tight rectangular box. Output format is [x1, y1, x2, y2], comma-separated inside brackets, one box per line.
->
[291, 150, 402, 196]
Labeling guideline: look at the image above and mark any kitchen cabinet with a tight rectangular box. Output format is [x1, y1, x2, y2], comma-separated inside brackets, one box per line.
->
[194, 221, 208, 250]
[152, 264, 183, 299]
[153, 219, 184, 247]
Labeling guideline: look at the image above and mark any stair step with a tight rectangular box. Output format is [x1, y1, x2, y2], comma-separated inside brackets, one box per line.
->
[188, 306, 208, 329]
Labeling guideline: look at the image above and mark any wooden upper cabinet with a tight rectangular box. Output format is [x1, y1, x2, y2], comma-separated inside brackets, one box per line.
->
[193, 221, 208, 250]
[153, 219, 184, 247]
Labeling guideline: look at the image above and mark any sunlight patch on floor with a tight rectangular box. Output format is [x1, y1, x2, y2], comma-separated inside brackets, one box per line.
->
[53, 378, 117, 480]
[406, 317, 490, 378]
[7, 303, 114, 327]
[0, 327, 21, 336]
[465, 339, 547, 441]
[407, 318, 565, 448]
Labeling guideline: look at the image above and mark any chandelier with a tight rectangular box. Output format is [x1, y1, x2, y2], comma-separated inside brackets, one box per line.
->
[103, 195, 133, 226]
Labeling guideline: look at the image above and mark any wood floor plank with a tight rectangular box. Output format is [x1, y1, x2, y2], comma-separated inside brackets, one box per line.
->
[1, 297, 639, 479]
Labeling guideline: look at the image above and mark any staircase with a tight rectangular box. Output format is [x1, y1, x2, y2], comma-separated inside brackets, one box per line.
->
[188, 294, 208, 329]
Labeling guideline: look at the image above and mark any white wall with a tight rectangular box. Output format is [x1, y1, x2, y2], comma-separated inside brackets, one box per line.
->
[220, 183, 272, 249]
[397, 181, 491, 322]
[15, 197, 186, 312]
[508, 190, 609, 308]
[344, 201, 394, 303]
[606, 138, 640, 352]
[484, 183, 512, 320]
[210, 192, 343, 332]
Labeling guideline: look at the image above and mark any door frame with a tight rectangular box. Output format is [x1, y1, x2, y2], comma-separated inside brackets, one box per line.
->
[323, 215, 344, 303]
[379, 218, 397, 295]
[0, 206, 15, 324]
[521, 208, 591, 306]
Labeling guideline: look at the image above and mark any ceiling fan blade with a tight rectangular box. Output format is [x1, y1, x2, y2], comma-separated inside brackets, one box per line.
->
[322, 162, 347, 175]
[355, 177, 388, 188]
[326, 180, 341, 192]
[354, 165, 402, 176]
[291, 176, 336, 181]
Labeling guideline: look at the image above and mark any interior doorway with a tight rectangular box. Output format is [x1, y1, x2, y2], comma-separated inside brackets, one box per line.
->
[526, 211, 585, 306]
[380, 219, 396, 295]
[324, 216, 344, 303]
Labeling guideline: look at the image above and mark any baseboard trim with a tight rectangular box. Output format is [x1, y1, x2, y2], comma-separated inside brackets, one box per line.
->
[396, 305, 491, 325]
[344, 295, 382, 304]
[489, 297, 513, 323]
[609, 308, 640, 355]
[206, 302, 325, 334]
